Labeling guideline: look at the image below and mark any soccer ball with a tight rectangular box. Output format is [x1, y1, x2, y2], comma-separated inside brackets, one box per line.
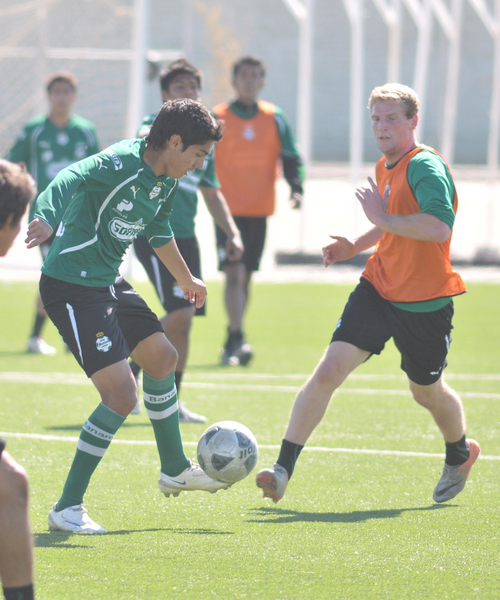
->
[197, 421, 258, 484]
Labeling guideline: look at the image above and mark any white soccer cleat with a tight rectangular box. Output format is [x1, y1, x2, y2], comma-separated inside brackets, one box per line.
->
[27, 336, 57, 355]
[178, 401, 207, 423]
[130, 399, 142, 414]
[158, 461, 230, 497]
[433, 439, 481, 503]
[256, 463, 289, 503]
[48, 503, 106, 534]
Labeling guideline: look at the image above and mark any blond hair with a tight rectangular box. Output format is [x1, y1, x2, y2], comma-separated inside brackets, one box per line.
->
[368, 83, 419, 119]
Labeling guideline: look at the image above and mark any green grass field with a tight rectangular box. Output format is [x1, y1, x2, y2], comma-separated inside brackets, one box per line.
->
[1, 279, 499, 599]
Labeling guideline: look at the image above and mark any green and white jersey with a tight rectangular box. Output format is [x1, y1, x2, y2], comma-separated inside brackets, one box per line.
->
[35, 138, 178, 287]
[138, 113, 218, 238]
[7, 114, 99, 195]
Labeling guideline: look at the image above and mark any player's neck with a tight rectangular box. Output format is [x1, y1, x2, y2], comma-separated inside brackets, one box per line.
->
[49, 111, 71, 129]
[384, 140, 418, 167]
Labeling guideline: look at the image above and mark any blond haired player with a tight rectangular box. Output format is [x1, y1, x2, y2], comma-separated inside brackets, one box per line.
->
[256, 83, 480, 505]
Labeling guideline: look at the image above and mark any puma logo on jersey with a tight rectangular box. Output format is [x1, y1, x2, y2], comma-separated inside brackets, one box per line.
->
[116, 199, 133, 213]
[130, 186, 138, 199]
[96, 157, 107, 170]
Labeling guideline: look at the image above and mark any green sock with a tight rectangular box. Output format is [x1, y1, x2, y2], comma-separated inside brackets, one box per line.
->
[56, 403, 126, 511]
[143, 372, 190, 477]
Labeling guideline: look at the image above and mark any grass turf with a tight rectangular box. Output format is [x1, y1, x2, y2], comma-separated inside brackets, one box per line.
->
[0, 279, 499, 599]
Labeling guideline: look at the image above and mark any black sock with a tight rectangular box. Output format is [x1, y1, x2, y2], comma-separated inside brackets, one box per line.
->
[445, 434, 469, 466]
[225, 328, 243, 348]
[129, 359, 142, 379]
[31, 313, 45, 338]
[3, 584, 34, 600]
[174, 370, 183, 396]
[277, 438, 304, 478]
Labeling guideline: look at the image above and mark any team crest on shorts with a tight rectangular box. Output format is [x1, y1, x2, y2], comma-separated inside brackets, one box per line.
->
[95, 333, 112, 352]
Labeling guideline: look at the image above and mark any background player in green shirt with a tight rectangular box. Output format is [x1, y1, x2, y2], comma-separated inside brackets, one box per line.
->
[131, 59, 243, 422]
[7, 72, 99, 356]
[25, 99, 229, 534]
[0, 160, 36, 600]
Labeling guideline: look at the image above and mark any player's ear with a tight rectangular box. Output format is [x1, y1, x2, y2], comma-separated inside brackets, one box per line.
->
[168, 134, 182, 149]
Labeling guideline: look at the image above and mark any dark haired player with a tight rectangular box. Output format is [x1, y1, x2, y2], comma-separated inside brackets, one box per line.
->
[130, 59, 243, 421]
[213, 55, 305, 365]
[26, 99, 229, 534]
[7, 71, 99, 355]
[0, 159, 37, 599]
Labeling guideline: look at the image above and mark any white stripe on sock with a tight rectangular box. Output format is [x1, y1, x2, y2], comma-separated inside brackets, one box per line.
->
[77, 439, 107, 457]
[145, 400, 179, 420]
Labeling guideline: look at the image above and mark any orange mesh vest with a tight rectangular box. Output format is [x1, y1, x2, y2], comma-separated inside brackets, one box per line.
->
[213, 101, 281, 216]
[362, 146, 466, 303]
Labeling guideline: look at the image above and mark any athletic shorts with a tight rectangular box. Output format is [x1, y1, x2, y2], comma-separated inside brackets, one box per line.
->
[40, 274, 163, 377]
[216, 216, 267, 272]
[0, 437, 5, 458]
[133, 235, 205, 316]
[331, 277, 454, 386]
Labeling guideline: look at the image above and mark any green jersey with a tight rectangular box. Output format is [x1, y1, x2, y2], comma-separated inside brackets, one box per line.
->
[7, 114, 100, 195]
[138, 114, 218, 238]
[34, 138, 178, 287]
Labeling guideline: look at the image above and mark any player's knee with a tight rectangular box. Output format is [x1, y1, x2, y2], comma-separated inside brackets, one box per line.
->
[409, 382, 436, 408]
[0, 454, 29, 507]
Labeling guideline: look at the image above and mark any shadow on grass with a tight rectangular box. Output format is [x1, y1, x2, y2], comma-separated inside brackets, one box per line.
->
[35, 527, 232, 547]
[247, 504, 455, 524]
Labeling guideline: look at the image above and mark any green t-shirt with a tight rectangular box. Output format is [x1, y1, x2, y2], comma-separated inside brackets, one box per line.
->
[389, 148, 456, 313]
[138, 113, 218, 238]
[35, 138, 178, 287]
[7, 114, 100, 195]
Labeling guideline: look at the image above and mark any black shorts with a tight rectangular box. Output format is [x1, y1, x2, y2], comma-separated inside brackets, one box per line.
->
[331, 278, 454, 385]
[133, 235, 205, 316]
[40, 274, 164, 377]
[216, 216, 267, 272]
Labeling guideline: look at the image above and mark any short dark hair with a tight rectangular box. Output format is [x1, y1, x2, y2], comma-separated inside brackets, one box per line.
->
[46, 71, 78, 93]
[147, 98, 224, 151]
[0, 160, 36, 228]
[159, 59, 202, 93]
[232, 55, 266, 79]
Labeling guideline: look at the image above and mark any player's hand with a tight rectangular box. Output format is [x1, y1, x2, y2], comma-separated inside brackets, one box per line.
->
[25, 218, 53, 249]
[289, 192, 302, 210]
[180, 276, 207, 309]
[225, 236, 243, 262]
[355, 177, 388, 225]
[322, 236, 357, 267]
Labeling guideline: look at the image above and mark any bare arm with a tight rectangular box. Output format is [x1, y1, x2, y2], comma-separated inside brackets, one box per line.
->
[356, 177, 451, 242]
[153, 239, 207, 308]
[25, 218, 53, 249]
[322, 227, 383, 267]
[199, 186, 243, 261]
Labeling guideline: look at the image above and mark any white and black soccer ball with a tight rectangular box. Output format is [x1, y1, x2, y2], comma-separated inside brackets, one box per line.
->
[197, 420, 258, 484]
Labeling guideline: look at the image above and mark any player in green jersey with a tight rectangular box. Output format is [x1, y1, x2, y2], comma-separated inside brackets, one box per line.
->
[0, 160, 36, 600]
[131, 59, 243, 422]
[7, 72, 99, 356]
[25, 99, 229, 534]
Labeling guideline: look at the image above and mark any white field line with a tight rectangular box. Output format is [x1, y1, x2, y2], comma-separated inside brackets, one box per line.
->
[1, 430, 499, 461]
[1, 372, 500, 399]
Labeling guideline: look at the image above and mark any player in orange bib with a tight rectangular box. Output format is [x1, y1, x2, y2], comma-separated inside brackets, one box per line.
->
[256, 83, 480, 505]
[213, 56, 304, 365]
